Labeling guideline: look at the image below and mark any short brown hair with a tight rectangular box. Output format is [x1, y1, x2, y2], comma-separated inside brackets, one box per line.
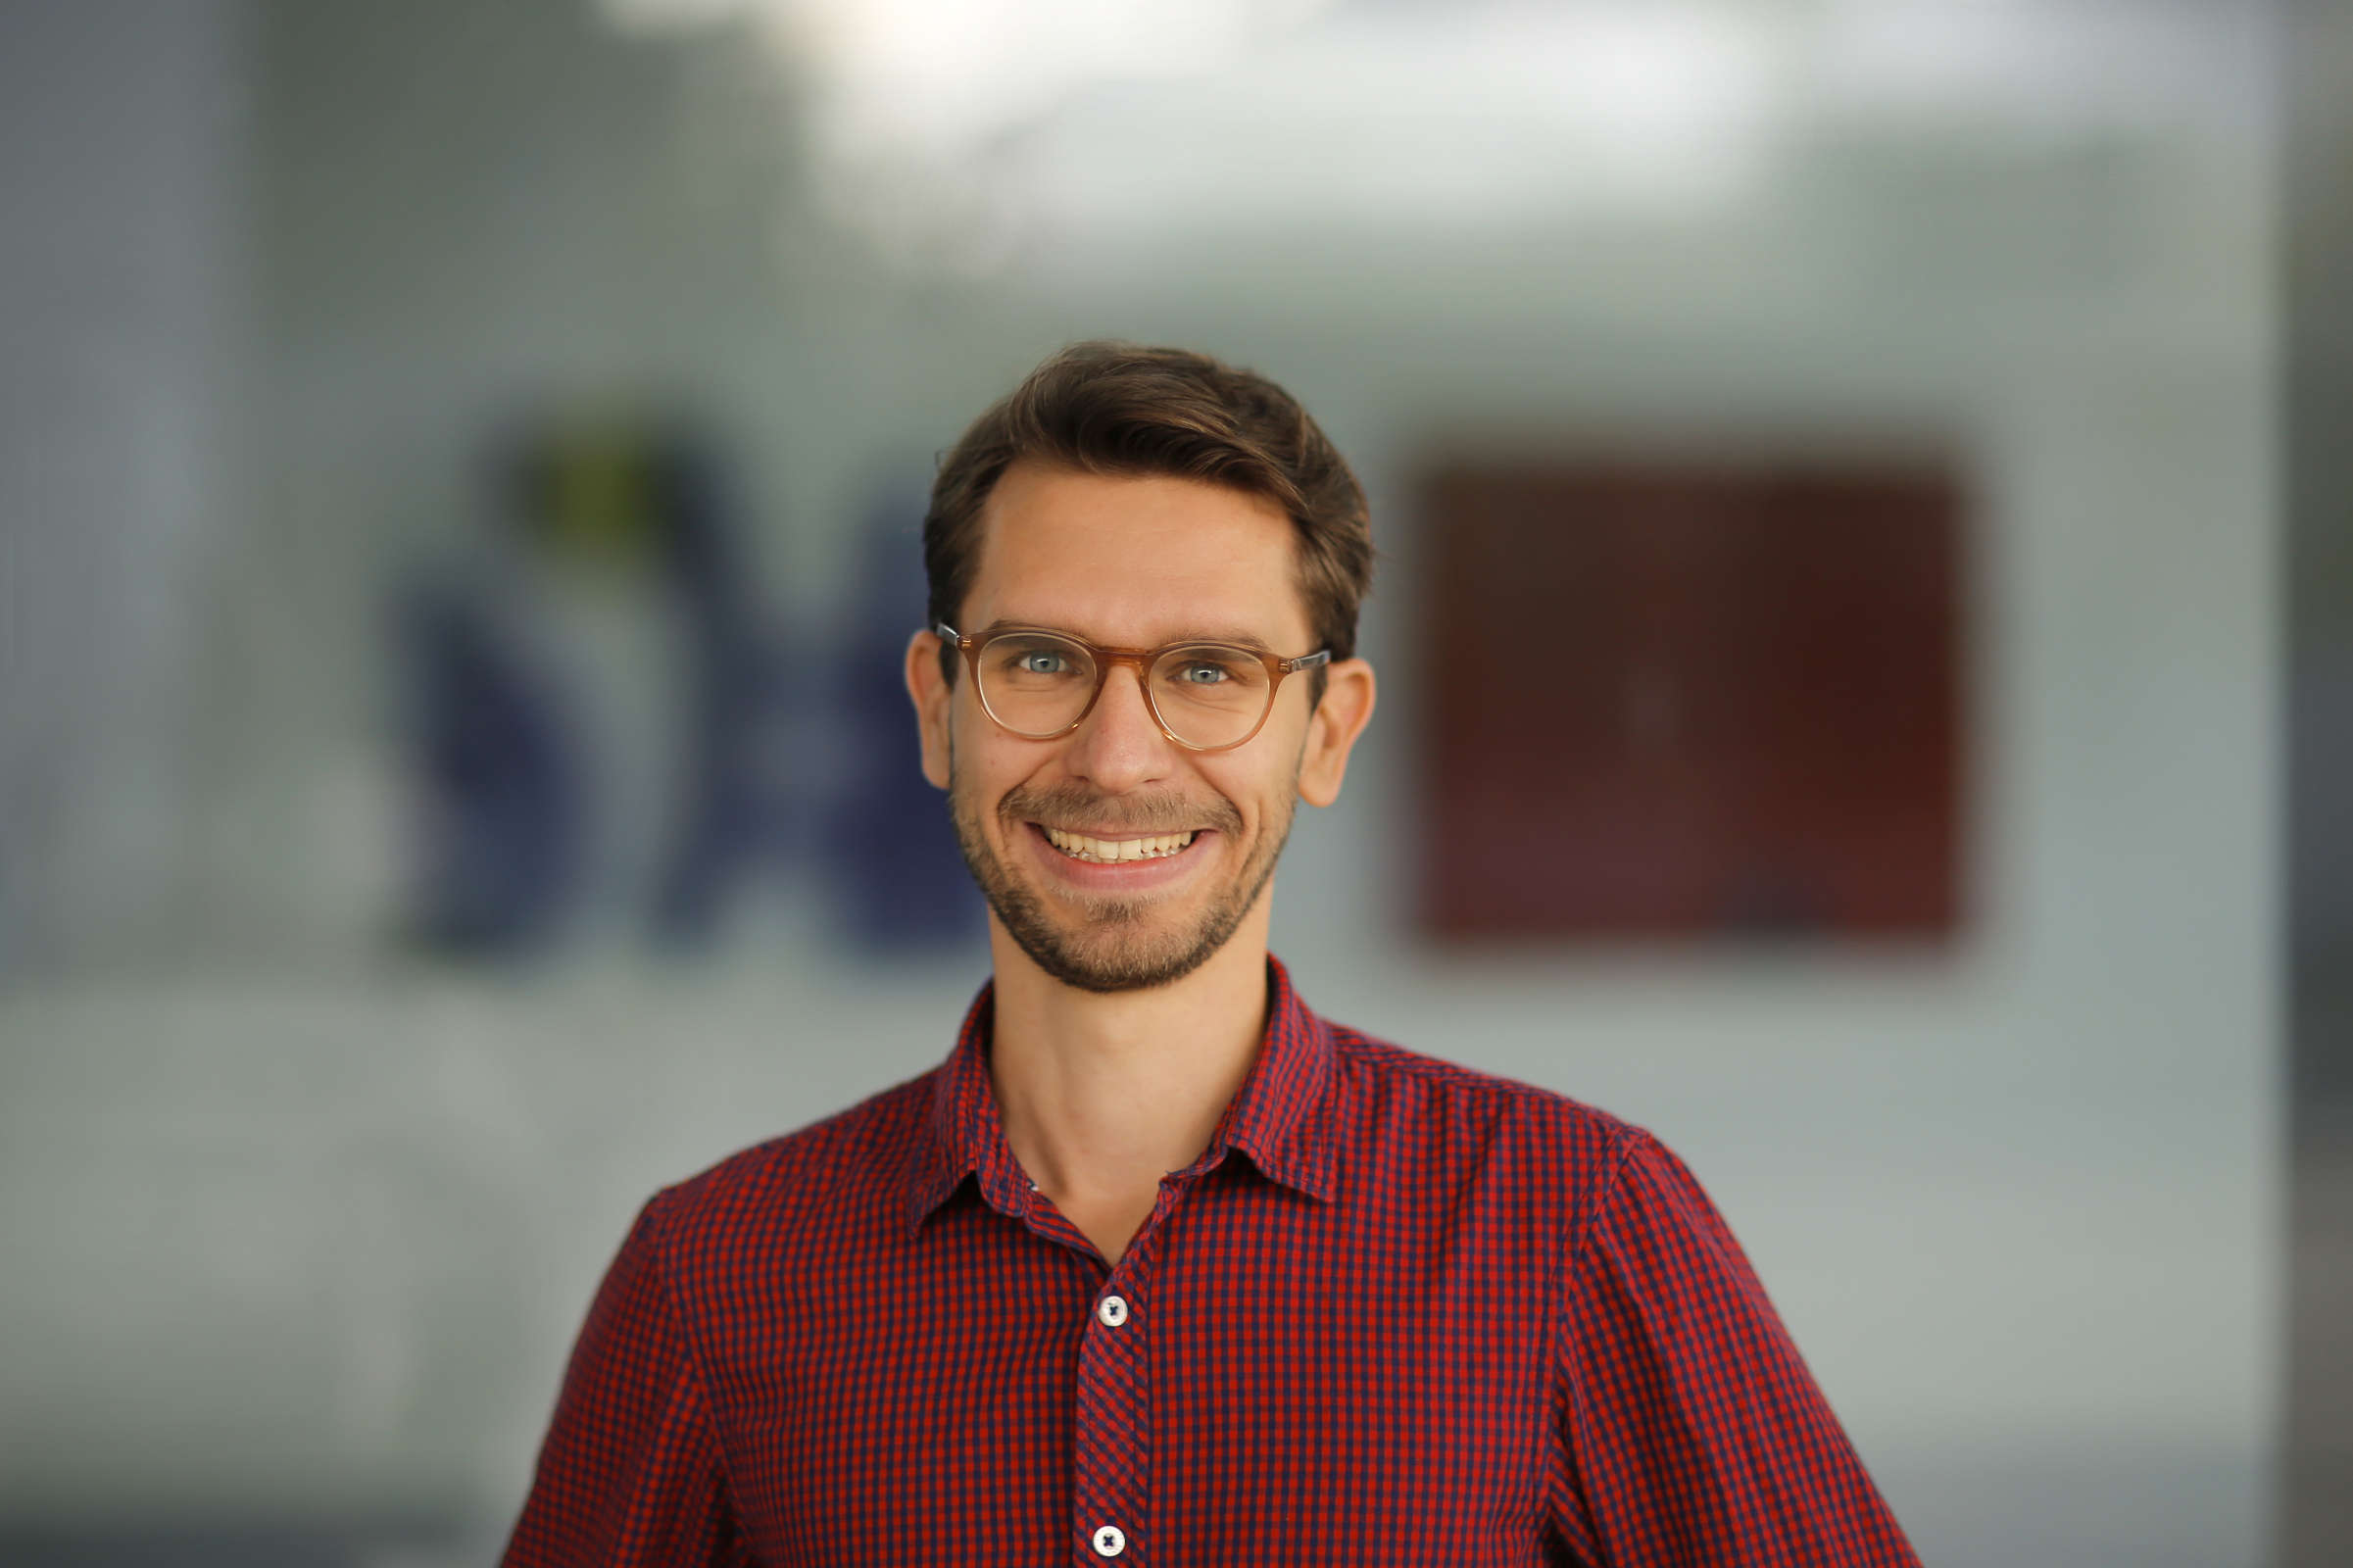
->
[924, 342, 1373, 688]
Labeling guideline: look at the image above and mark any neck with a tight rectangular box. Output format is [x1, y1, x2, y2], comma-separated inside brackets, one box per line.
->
[985, 897, 1275, 1210]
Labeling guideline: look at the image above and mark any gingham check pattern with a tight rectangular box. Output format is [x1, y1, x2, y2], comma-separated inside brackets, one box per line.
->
[504, 956, 1921, 1566]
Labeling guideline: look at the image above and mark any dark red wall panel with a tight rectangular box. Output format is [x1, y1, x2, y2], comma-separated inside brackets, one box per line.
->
[1418, 459, 1967, 943]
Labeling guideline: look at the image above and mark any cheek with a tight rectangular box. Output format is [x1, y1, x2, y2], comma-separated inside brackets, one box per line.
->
[952, 728, 1038, 814]
[949, 703, 999, 775]
[1202, 760, 1281, 823]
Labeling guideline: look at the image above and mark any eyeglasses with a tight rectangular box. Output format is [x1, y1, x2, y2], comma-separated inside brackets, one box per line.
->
[934, 622, 1332, 753]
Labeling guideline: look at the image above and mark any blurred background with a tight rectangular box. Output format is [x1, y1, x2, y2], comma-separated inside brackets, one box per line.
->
[0, 0, 2341, 1562]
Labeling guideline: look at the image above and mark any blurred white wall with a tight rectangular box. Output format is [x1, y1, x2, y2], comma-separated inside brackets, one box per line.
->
[0, 0, 251, 971]
[0, 2, 2281, 1563]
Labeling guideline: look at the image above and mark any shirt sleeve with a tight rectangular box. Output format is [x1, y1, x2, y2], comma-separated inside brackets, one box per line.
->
[1548, 1129, 1922, 1568]
[502, 1197, 756, 1568]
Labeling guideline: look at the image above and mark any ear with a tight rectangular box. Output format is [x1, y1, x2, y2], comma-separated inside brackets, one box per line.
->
[905, 628, 954, 790]
[1297, 657, 1376, 808]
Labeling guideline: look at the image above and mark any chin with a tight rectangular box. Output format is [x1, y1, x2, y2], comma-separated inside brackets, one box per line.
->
[949, 768, 1290, 994]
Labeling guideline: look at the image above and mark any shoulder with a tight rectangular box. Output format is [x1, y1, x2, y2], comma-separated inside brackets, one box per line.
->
[1330, 1017, 1638, 1148]
[1318, 1014, 1647, 1217]
[1314, 1020, 1763, 1306]
[632, 1069, 938, 1267]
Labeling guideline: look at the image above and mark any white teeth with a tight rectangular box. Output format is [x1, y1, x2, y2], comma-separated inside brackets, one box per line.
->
[1043, 826, 1199, 863]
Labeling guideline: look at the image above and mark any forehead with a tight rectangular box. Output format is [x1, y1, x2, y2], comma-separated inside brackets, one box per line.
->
[965, 461, 1311, 646]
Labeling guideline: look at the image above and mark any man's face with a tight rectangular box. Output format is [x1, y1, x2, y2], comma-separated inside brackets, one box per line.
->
[907, 461, 1373, 994]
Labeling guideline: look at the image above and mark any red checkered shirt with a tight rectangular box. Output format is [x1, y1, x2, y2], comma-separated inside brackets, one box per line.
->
[504, 956, 1921, 1566]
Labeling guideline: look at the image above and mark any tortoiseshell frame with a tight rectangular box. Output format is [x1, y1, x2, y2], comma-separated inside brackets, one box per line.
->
[933, 622, 1332, 753]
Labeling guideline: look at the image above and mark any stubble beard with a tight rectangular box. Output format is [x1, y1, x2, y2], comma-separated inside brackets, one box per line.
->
[947, 746, 1296, 995]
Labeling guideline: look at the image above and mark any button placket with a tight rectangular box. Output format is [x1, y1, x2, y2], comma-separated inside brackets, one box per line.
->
[1071, 1205, 1166, 1566]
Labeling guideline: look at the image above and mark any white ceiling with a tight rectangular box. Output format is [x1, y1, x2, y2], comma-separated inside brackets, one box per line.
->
[599, 0, 2275, 272]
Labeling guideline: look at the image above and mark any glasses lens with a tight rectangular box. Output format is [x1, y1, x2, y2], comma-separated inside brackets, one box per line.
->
[1150, 645, 1273, 749]
[977, 632, 1099, 736]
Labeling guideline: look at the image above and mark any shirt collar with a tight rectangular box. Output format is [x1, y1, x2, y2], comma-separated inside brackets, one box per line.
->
[907, 954, 1339, 1236]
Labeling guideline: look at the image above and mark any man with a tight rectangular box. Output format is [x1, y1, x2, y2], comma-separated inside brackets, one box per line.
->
[504, 343, 1922, 1566]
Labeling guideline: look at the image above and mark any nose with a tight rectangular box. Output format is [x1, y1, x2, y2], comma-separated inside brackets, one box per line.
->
[1061, 661, 1177, 791]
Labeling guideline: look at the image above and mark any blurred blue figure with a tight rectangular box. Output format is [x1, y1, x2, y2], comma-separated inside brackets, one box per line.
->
[392, 571, 587, 956]
[641, 433, 797, 947]
[391, 413, 795, 957]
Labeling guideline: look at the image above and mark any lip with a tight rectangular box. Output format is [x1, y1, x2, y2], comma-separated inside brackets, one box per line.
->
[1021, 820, 1217, 895]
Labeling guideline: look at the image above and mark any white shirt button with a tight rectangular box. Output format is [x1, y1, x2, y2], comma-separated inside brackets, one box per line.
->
[1092, 1524, 1126, 1557]
[1096, 1294, 1129, 1327]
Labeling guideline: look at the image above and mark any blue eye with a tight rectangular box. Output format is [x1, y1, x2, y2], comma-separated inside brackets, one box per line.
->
[1175, 662, 1228, 685]
[1020, 651, 1067, 675]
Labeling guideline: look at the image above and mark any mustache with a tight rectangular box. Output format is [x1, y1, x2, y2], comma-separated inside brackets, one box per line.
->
[1000, 781, 1243, 837]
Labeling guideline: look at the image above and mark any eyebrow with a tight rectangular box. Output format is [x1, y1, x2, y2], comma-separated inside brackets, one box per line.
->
[972, 617, 1283, 653]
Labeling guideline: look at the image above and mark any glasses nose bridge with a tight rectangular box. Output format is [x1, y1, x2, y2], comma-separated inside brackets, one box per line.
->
[1085, 645, 1169, 731]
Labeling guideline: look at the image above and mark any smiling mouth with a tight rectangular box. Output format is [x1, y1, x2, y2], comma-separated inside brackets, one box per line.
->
[1038, 825, 1201, 864]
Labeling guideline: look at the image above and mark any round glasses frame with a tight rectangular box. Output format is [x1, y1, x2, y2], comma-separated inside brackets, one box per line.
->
[933, 621, 1332, 753]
